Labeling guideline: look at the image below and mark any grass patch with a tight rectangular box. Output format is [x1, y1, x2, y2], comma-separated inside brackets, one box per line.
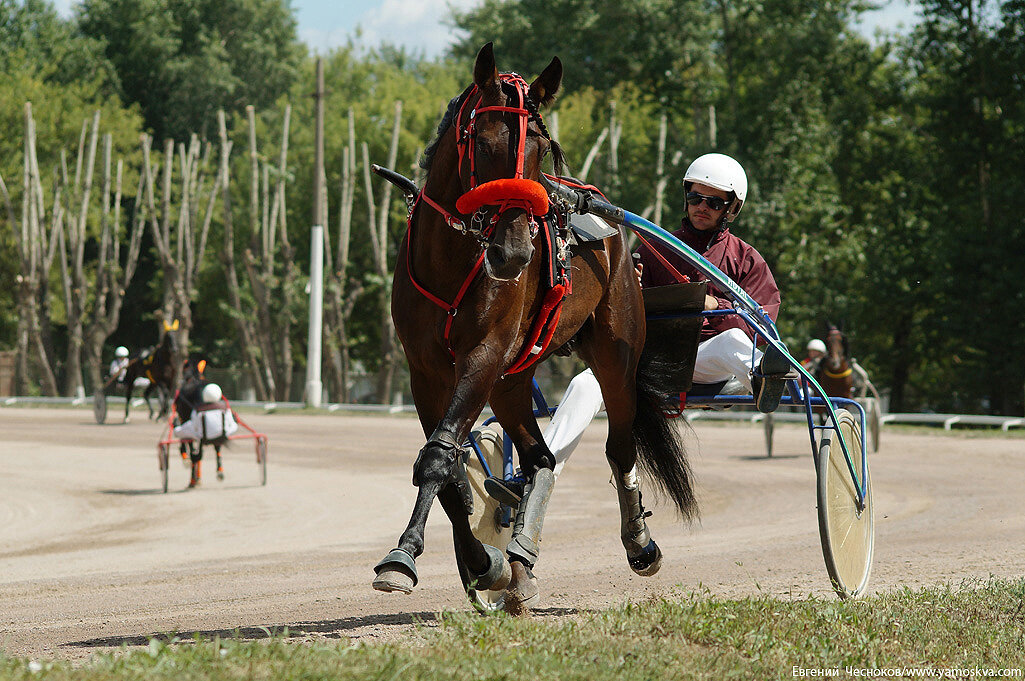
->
[3, 579, 1023, 680]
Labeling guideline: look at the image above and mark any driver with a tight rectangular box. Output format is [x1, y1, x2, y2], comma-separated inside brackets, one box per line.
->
[108, 346, 130, 384]
[803, 338, 827, 371]
[529, 153, 790, 483]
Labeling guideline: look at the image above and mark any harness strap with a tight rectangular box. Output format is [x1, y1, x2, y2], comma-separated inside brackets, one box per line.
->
[822, 367, 853, 379]
[404, 198, 487, 358]
[419, 191, 466, 232]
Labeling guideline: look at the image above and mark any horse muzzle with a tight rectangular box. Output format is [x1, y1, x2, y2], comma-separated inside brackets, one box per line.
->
[484, 239, 534, 281]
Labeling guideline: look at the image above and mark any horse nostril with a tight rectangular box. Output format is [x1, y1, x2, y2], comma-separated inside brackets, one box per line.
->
[486, 245, 507, 269]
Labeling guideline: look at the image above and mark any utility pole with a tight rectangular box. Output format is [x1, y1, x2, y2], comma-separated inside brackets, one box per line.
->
[305, 58, 325, 407]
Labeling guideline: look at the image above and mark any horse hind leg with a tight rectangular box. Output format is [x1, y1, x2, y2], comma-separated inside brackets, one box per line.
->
[188, 443, 203, 488]
[215, 444, 224, 481]
[608, 455, 662, 575]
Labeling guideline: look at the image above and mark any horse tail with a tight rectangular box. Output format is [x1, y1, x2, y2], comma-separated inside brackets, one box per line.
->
[632, 353, 699, 521]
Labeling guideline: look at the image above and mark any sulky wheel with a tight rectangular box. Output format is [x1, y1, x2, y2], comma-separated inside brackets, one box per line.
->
[93, 389, 107, 424]
[455, 424, 514, 613]
[866, 397, 882, 453]
[816, 408, 874, 599]
[763, 412, 775, 458]
[158, 443, 170, 494]
[257, 437, 268, 486]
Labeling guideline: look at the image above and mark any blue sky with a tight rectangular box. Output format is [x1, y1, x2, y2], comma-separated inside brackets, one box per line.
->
[52, 0, 922, 58]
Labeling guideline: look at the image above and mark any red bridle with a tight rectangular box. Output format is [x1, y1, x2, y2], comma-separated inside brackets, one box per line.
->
[405, 74, 565, 373]
[418, 73, 549, 240]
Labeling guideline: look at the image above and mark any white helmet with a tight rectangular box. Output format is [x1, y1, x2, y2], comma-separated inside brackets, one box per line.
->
[201, 383, 223, 404]
[115, 346, 129, 358]
[807, 339, 827, 354]
[683, 153, 748, 223]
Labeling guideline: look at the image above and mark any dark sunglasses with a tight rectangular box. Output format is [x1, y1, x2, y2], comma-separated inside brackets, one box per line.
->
[686, 191, 732, 211]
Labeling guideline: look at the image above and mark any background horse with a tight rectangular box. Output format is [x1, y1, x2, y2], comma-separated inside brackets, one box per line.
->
[173, 360, 229, 488]
[816, 325, 853, 400]
[373, 43, 696, 613]
[122, 320, 179, 422]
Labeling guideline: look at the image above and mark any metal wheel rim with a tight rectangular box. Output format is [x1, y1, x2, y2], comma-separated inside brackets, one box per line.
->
[259, 439, 268, 486]
[159, 445, 169, 494]
[93, 390, 107, 424]
[817, 409, 874, 599]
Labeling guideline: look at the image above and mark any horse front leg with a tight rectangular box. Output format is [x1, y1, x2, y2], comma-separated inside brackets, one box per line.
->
[142, 382, 156, 420]
[373, 356, 511, 596]
[489, 375, 556, 613]
[123, 381, 133, 423]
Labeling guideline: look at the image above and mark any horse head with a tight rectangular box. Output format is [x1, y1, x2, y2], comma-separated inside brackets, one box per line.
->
[440, 43, 563, 281]
[819, 324, 853, 398]
[160, 319, 180, 357]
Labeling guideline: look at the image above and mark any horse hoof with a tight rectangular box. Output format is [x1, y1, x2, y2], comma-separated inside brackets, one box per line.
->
[628, 539, 663, 577]
[123, 416, 131, 424]
[372, 569, 415, 594]
[217, 471, 224, 481]
[373, 548, 418, 594]
[503, 561, 539, 616]
[474, 544, 511, 591]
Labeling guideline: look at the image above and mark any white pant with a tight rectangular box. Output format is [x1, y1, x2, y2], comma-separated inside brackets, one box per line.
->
[174, 407, 238, 441]
[544, 328, 762, 475]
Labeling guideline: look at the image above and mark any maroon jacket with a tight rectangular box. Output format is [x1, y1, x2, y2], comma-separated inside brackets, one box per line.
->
[636, 219, 781, 342]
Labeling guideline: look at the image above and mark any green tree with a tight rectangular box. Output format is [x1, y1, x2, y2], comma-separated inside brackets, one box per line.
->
[77, 0, 304, 140]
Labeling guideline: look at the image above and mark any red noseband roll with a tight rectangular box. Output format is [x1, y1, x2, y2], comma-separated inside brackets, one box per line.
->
[455, 178, 550, 215]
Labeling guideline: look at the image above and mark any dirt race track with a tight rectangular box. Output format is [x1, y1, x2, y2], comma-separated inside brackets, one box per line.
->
[1, 406, 1023, 661]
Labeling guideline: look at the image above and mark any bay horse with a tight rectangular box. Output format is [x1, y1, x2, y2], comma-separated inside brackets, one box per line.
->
[122, 319, 179, 422]
[372, 43, 696, 613]
[172, 359, 229, 488]
[816, 325, 853, 400]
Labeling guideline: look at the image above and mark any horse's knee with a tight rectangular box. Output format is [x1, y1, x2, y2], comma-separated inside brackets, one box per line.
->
[412, 435, 473, 515]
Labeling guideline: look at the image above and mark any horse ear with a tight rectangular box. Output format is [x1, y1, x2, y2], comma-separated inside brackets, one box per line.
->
[529, 56, 562, 108]
[473, 42, 500, 93]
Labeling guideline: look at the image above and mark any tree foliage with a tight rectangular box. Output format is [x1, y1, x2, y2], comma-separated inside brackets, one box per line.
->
[76, 0, 304, 140]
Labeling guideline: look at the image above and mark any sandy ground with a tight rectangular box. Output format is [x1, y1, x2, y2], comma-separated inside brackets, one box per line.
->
[1, 405, 1023, 662]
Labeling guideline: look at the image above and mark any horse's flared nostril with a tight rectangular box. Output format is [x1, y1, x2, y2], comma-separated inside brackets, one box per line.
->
[485, 243, 533, 281]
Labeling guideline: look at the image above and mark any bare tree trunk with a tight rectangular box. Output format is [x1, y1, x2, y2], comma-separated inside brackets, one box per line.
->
[607, 101, 622, 196]
[84, 139, 145, 394]
[244, 106, 280, 398]
[579, 128, 608, 182]
[61, 111, 101, 398]
[373, 100, 402, 405]
[652, 113, 668, 226]
[324, 109, 360, 402]
[22, 103, 59, 395]
[217, 111, 268, 400]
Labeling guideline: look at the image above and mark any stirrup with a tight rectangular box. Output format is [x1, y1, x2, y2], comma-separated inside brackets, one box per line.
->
[753, 344, 797, 413]
[484, 475, 525, 506]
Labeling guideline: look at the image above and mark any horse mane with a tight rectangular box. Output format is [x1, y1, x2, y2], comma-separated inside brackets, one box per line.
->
[419, 81, 566, 177]
[420, 84, 475, 173]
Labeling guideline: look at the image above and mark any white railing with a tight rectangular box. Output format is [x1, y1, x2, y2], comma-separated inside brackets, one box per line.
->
[3, 395, 1023, 431]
